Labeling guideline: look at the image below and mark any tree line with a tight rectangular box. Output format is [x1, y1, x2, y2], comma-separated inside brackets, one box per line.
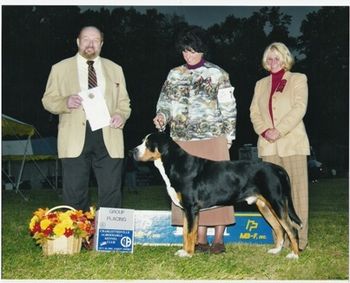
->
[2, 6, 349, 173]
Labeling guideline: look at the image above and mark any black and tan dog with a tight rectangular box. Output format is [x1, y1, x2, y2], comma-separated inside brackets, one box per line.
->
[133, 132, 302, 259]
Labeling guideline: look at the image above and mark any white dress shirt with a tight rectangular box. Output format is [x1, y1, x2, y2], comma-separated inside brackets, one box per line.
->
[77, 53, 106, 96]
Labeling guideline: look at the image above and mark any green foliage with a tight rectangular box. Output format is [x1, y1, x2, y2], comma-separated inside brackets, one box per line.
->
[1, 178, 348, 280]
[297, 7, 349, 149]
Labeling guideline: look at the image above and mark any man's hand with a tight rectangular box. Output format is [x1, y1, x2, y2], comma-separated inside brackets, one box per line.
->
[67, 95, 83, 109]
[110, 114, 124, 128]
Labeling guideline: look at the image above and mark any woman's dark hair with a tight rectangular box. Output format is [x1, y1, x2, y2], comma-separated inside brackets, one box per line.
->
[176, 26, 208, 55]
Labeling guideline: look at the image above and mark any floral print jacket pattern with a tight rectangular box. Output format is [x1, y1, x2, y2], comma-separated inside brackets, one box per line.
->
[156, 61, 236, 141]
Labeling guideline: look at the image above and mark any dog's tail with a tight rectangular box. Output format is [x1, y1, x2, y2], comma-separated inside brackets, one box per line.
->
[282, 172, 303, 229]
[287, 199, 302, 229]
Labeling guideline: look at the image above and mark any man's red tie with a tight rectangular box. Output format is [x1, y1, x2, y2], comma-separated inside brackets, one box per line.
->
[87, 60, 97, 89]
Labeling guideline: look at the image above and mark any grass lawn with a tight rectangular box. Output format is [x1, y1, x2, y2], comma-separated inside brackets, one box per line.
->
[1, 178, 349, 280]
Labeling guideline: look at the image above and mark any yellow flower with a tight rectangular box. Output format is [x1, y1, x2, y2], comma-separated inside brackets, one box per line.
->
[58, 212, 73, 228]
[53, 223, 66, 236]
[62, 218, 74, 229]
[29, 216, 39, 230]
[40, 219, 51, 230]
[85, 206, 96, 219]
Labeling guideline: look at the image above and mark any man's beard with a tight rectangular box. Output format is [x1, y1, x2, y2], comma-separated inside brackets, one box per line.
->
[82, 48, 98, 59]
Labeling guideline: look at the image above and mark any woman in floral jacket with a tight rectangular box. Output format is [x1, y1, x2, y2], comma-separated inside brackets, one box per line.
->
[250, 42, 310, 251]
[153, 26, 236, 254]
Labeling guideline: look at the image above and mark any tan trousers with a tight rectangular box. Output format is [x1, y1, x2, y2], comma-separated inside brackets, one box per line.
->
[262, 155, 309, 250]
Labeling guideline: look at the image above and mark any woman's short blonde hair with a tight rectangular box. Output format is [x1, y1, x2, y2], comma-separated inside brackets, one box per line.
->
[262, 42, 294, 71]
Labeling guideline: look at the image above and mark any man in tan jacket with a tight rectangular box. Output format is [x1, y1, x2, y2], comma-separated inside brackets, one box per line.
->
[42, 26, 131, 211]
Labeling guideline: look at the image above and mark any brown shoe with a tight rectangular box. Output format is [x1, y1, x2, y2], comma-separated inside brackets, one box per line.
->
[210, 243, 226, 254]
[195, 243, 210, 253]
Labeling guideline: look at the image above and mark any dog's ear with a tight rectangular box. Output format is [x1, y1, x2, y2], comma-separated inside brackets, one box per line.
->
[150, 132, 169, 156]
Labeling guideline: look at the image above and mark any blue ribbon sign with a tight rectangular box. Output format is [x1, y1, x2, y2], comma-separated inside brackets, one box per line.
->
[134, 210, 273, 245]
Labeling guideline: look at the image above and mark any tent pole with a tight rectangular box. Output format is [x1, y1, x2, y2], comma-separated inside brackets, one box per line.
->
[14, 136, 30, 201]
[2, 170, 15, 186]
[8, 160, 11, 176]
[55, 157, 58, 190]
[31, 158, 56, 191]
[5, 160, 15, 185]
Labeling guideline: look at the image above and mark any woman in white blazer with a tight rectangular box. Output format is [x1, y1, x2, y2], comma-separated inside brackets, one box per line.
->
[250, 42, 310, 251]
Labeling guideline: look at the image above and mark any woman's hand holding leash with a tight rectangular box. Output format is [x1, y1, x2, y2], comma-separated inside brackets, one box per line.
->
[153, 113, 166, 132]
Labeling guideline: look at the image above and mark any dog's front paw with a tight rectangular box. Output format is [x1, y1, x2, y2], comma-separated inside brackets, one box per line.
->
[286, 252, 299, 260]
[267, 246, 283, 254]
[175, 249, 192, 257]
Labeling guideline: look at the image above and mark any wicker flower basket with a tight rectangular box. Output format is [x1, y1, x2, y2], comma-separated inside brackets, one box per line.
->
[42, 205, 83, 256]
[42, 235, 82, 256]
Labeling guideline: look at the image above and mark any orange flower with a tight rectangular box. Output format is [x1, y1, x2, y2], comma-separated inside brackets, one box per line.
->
[34, 208, 48, 219]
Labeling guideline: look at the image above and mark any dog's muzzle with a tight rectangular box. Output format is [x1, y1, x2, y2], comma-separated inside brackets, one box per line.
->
[132, 147, 140, 161]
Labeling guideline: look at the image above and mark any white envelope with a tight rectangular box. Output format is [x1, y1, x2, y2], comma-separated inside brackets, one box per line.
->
[78, 87, 110, 131]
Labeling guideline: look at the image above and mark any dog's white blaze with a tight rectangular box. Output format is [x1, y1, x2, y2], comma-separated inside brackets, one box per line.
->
[135, 135, 150, 159]
[154, 159, 183, 208]
[245, 196, 257, 205]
